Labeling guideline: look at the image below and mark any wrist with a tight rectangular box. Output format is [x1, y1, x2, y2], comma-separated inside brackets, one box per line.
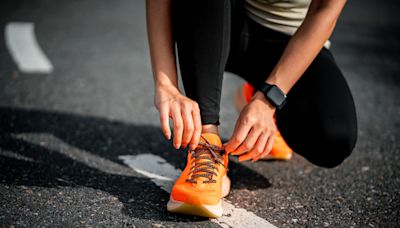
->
[155, 81, 180, 95]
[257, 81, 287, 110]
[154, 70, 179, 90]
[252, 91, 276, 112]
[266, 73, 290, 95]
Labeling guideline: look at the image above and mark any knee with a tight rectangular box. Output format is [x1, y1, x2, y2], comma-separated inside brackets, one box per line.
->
[305, 121, 358, 168]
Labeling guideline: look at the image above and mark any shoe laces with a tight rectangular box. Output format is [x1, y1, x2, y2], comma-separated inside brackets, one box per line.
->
[185, 135, 227, 184]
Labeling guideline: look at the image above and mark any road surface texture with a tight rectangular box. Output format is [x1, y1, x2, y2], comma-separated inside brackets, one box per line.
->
[0, 0, 399, 227]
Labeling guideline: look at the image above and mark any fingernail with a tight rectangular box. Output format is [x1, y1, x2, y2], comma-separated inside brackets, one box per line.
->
[190, 144, 196, 150]
[174, 144, 180, 149]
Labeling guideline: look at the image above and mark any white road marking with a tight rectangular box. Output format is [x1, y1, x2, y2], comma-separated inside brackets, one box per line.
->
[119, 154, 180, 192]
[119, 154, 277, 228]
[13, 133, 276, 227]
[0, 150, 35, 162]
[5, 22, 54, 74]
[14, 133, 136, 177]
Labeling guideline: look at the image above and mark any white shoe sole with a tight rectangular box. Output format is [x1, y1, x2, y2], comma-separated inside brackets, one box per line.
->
[167, 175, 231, 218]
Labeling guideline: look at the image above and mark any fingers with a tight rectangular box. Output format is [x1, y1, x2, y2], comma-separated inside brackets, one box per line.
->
[155, 86, 202, 149]
[226, 94, 277, 161]
[230, 128, 261, 156]
[159, 105, 171, 140]
[238, 132, 269, 162]
[166, 101, 201, 150]
[225, 116, 252, 153]
[181, 105, 194, 148]
[170, 105, 184, 149]
[252, 134, 275, 162]
[189, 104, 202, 150]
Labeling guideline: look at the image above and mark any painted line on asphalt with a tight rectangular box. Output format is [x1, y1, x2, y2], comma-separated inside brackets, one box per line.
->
[5, 22, 54, 74]
[119, 154, 277, 228]
[14, 133, 137, 177]
[0, 150, 36, 162]
[119, 154, 180, 193]
[14, 133, 275, 227]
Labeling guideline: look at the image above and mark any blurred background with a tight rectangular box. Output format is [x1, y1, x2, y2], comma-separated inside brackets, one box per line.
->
[0, 0, 399, 227]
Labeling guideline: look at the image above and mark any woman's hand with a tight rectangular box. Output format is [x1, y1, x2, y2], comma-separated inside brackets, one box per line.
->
[148, 0, 199, 150]
[154, 84, 202, 151]
[225, 92, 276, 162]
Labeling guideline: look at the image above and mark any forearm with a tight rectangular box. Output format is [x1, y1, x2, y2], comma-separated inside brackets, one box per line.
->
[265, 0, 346, 94]
[146, 0, 179, 90]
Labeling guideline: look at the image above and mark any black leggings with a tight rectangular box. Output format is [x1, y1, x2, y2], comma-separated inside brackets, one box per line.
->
[172, 0, 358, 168]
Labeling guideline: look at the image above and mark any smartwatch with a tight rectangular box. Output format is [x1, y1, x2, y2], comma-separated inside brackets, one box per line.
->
[258, 82, 287, 110]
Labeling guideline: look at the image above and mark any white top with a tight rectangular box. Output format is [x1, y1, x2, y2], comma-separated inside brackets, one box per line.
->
[245, 0, 331, 49]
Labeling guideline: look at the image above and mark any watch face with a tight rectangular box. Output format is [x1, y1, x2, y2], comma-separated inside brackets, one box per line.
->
[267, 86, 286, 107]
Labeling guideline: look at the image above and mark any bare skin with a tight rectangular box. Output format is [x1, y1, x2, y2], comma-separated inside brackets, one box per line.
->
[146, 0, 346, 160]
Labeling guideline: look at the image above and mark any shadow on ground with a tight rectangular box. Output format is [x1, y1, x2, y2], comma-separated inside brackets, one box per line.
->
[0, 106, 271, 222]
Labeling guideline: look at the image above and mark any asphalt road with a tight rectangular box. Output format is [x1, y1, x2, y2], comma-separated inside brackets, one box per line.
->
[1, 0, 399, 227]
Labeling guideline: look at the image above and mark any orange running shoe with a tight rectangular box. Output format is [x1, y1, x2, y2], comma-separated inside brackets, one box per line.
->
[262, 130, 293, 160]
[167, 133, 230, 218]
[234, 82, 293, 161]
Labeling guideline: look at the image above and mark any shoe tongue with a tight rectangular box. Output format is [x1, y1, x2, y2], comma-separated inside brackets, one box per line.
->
[199, 133, 222, 147]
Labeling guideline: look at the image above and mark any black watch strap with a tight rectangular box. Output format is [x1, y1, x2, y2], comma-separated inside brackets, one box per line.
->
[259, 83, 287, 110]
